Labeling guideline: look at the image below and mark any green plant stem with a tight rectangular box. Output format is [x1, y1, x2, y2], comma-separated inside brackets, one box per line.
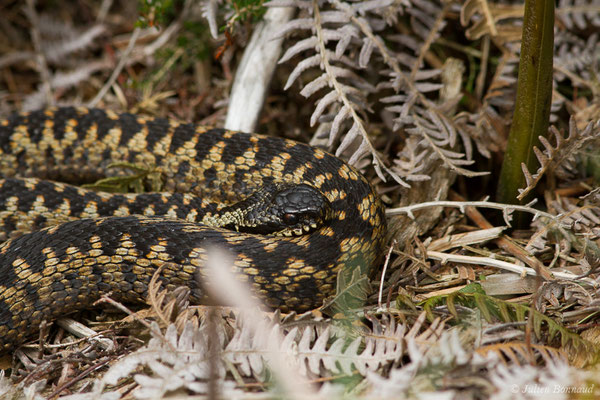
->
[497, 0, 555, 217]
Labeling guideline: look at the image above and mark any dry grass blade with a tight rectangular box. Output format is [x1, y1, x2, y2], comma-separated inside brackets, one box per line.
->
[556, 0, 600, 30]
[24, 0, 54, 107]
[460, 0, 524, 43]
[476, 341, 567, 366]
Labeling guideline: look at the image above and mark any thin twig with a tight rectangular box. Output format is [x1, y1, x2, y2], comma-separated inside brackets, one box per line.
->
[140, 0, 192, 57]
[386, 199, 559, 226]
[0, 51, 35, 69]
[449, 191, 553, 280]
[56, 318, 114, 351]
[94, 293, 177, 353]
[378, 240, 396, 310]
[426, 251, 596, 285]
[87, 27, 141, 107]
[24, 0, 54, 106]
[97, 0, 114, 23]
[47, 357, 113, 399]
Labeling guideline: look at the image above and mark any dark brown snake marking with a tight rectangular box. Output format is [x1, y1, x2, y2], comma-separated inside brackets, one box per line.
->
[0, 107, 387, 352]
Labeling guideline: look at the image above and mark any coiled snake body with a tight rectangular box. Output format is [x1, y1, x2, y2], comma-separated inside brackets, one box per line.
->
[0, 107, 387, 352]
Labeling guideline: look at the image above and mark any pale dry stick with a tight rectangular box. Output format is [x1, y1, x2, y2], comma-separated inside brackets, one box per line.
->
[87, 27, 141, 107]
[141, 21, 181, 57]
[0, 52, 35, 69]
[55, 318, 115, 351]
[225, 6, 295, 132]
[448, 191, 553, 280]
[378, 240, 396, 310]
[21, 328, 118, 350]
[94, 287, 178, 354]
[96, 0, 113, 23]
[473, 0, 498, 36]
[426, 251, 597, 285]
[387, 199, 560, 226]
[475, 35, 490, 100]
[24, 0, 54, 106]
[426, 227, 504, 252]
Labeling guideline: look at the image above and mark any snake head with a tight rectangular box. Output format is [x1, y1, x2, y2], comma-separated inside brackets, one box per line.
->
[223, 183, 332, 236]
[269, 183, 333, 236]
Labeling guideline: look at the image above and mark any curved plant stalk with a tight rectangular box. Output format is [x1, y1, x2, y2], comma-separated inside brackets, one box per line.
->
[497, 0, 554, 210]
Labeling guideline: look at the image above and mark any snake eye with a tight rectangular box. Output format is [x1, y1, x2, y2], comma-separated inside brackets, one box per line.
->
[282, 213, 298, 225]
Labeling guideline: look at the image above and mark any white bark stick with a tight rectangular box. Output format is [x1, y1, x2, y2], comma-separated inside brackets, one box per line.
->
[225, 7, 294, 132]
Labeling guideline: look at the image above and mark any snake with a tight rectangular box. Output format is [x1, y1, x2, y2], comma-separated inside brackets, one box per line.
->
[0, 107, 387, 352]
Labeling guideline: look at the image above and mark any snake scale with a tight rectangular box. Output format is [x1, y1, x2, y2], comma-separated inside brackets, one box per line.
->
[0, 107, 387, 352]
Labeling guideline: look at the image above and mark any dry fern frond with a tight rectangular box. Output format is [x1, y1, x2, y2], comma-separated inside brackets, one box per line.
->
[392, 136, 431, 181]
[458, 52, 518, 154]
[483, 53, 519, 111]
[556, 0, 600, 31]
[296, 325, 391, 376]
[526, 204, 600, 261]
[476, 341, 567, 366]
[101, 321, 233, 398]
[554, 32, 600, 96]
[225, 312, 411, 379]
[364, 339, 428, 398]
[146, 264, 199, 333]
[223, 314, 283, 380]
[405, 107, 482, 177]
[518, 118, 600, 200]
[271, 0, 487, 183]
[547, 197, 600, 240]
[459, 0, 523, 44]
[488, 358, 590, 397]
[37, 15, 105, 64]
[270, 0, 404, 183]
[380, 1, 487, 180]
[366, 329, 491, 398]
[422, 284, 595, 354]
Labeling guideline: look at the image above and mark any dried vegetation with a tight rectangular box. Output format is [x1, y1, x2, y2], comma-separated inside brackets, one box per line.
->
[1, 0, 600, 398]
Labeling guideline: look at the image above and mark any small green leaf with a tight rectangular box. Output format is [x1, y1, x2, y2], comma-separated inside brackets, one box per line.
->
[82, 162, 162, 193]
[498, 302, 512, 322]
[515, 305, 527, 322]
[446, 293, 459, 318]
[321, 260, 371, 316]
[459, 282, 486, 295]
[474, 293, 493, 323]
[395, 293, 418, 311]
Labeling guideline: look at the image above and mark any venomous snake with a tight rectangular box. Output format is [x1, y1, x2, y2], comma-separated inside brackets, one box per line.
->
[0, 107, 387, 352]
